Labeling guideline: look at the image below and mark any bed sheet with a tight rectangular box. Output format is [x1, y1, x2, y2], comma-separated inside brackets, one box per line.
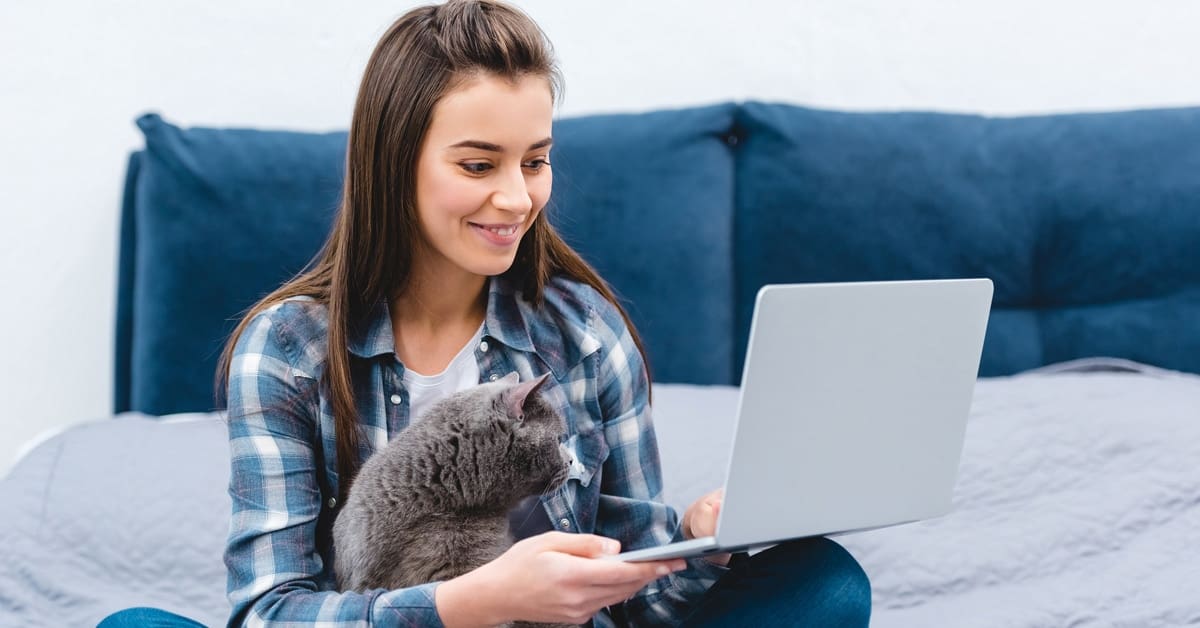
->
[652, 361, 1200, 627]
[2, 363, 1197, 627]
[0, 414, 231, 627]
[838, 363, 1200, 627]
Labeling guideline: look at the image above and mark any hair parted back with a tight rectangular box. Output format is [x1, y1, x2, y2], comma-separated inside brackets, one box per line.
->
[217, 0, 650, 501]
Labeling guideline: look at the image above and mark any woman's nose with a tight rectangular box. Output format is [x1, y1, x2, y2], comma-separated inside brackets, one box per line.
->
[491, 166, 533, 213]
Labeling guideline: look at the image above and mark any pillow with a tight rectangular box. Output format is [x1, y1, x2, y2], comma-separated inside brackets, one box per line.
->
[124, 114, 345, 415]
[549, 104, 738, 384]
[733, 102, 1200, 376]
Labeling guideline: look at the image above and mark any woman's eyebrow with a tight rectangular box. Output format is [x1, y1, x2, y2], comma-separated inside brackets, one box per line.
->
[448, 137, 554, 152]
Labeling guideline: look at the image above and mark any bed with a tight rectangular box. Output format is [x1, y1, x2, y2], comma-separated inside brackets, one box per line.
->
[2, 102, 1198, 627]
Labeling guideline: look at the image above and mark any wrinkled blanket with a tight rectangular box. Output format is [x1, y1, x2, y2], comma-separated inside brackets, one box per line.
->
[2, 362, 1197, 627]
[841, 363, 1200, 627]
[652, 360, 1200, 627]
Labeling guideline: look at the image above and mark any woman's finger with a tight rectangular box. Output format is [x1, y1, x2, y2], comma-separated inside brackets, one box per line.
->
[533, 531, 619, 558]
[563, 555, 686, 586]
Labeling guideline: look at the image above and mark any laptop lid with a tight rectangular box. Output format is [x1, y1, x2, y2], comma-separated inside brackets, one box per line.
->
[714, 279, 993, 549]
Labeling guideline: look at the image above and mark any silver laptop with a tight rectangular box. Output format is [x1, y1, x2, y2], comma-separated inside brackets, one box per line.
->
[608, 278, 993, 562]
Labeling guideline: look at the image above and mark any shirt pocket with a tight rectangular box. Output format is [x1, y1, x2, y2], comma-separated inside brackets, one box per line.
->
[562, 429, 607, 489]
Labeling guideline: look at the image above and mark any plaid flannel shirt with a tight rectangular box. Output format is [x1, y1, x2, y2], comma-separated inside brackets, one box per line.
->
[225, 274, 728, 627]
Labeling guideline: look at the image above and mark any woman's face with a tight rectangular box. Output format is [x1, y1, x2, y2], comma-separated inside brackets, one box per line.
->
[413, 73, 554, 282]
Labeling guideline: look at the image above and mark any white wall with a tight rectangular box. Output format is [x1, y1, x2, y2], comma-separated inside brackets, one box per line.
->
[3, 0, 1199, 471]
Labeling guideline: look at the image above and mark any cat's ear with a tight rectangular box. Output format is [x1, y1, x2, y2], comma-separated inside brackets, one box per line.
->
[502, 372, 551, 420]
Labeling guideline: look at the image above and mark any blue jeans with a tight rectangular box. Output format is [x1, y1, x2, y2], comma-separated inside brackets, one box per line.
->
[99, 537, 869, 627]
[680, 537, 871, 627]
[97, 607, 207, 627]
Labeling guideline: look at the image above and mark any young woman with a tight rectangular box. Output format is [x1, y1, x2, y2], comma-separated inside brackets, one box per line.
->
[101, 1, 870, 626]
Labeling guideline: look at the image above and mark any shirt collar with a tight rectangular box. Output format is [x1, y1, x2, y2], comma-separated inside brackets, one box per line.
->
[490, 274, 602, 379]
[347, 298, 396, 359]
[484, 274, 537, 354]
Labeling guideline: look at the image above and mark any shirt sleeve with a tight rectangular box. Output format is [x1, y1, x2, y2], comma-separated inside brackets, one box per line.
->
[589, 300, 730, 626]
[224, 307, 446, 627]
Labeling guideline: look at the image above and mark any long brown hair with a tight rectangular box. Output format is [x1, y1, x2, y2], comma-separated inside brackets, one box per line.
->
[217, 0, 650, 500]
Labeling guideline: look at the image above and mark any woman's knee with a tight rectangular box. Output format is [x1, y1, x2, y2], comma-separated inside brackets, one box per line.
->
[97, 607, 206, 628]
[764, 537, 872, 625]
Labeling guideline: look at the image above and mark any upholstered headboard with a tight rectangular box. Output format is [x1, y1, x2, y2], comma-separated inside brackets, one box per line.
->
[731, 103, 1200, 376]
[114, 103, 1200, 416]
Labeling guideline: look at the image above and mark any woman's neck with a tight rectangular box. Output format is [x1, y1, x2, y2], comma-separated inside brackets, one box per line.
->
[389, 259, 489, 374]
[392, 273, 487, 333]
[387, 239, 494, 374]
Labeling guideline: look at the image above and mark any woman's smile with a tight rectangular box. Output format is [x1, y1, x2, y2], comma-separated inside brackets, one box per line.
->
[468, 220, 524, 246]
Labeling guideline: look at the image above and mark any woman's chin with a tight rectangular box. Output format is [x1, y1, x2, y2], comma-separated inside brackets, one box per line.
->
[465, 255, 518, 278]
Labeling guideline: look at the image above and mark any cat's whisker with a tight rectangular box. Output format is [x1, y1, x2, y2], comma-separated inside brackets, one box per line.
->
[511, 475, 563, 537]
[513, 502, 540, 536]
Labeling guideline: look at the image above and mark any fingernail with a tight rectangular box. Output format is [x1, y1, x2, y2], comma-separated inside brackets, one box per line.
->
[604, 541, 619, 554]
[656, 565, 670, 576]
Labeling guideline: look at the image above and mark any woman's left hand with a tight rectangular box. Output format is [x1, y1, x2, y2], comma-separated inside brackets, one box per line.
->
[682, 488, 731, 566]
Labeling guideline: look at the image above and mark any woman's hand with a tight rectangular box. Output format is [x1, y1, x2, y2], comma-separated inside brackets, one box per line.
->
[435, 531, 687, 627]
[682, 488, 731, 566]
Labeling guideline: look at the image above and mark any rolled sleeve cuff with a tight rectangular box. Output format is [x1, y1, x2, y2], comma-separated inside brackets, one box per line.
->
[371, 582, 445, 627]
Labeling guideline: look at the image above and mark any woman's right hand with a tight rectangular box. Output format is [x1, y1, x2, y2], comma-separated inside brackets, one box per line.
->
[435, 531, 688, 627]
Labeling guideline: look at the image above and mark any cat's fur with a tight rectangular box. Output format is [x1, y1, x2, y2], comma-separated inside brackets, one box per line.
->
[333, 371, 576, 627]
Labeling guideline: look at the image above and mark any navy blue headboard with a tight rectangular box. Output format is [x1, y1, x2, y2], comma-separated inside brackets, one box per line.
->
[731, 103, 1200, 376]
[115, 104, 1200, 416]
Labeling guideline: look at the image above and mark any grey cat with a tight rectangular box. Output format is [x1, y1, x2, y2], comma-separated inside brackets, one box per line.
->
[333, 371, 576, 627]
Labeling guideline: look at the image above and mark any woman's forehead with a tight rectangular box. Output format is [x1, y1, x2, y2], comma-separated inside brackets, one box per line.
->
[427, 74, 554, 150]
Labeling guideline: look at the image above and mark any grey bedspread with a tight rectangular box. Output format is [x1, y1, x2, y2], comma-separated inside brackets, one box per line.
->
[2, 362, 1198, 627]
[652, 362, 1200, 627]
[0, 415, 231, 626]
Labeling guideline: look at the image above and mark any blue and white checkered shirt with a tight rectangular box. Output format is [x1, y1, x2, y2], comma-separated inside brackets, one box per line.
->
[225, 274, 727, 627]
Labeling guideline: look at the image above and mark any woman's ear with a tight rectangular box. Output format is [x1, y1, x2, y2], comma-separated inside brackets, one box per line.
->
[502, 372, 551, 419]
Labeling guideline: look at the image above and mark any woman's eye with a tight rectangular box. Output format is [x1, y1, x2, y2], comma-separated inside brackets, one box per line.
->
[460, 162, 493, 175]
[523, 158, 550, 172]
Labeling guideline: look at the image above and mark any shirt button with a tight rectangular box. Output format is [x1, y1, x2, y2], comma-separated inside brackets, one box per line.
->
[327, 497, 337, 508]
[559, 518, 571, 530]
[489, 373, 500, 382]
[390, 394, 402, 405]
[479, 340, 489, 353]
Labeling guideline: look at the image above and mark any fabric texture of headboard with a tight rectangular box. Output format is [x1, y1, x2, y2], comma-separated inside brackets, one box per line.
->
[115, 103, 1200, 416]
[733, 103, 1200, 377]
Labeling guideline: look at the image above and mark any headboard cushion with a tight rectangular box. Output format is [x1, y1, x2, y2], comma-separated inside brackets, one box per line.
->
[118, 103, 1200, 414]
[733, 102, 1200, 377]
[119, 114, 345, 414]
[549, 104, 738, 385]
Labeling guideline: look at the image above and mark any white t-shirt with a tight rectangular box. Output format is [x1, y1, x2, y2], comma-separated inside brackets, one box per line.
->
[402, 323, 485, 423]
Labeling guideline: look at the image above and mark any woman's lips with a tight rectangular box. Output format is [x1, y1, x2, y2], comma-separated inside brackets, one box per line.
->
[469, 222, 522, 246]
